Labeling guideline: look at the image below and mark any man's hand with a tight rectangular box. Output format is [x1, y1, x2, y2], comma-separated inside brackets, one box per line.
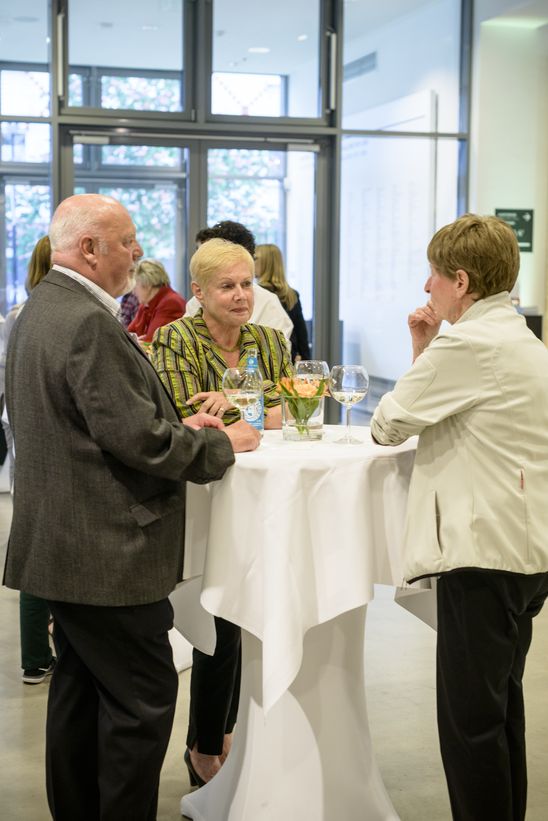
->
[187, 391, 228, 417]
[182, 412, 225, 431]
[223, 419, 260, 452]
[408, 301, 441, 361]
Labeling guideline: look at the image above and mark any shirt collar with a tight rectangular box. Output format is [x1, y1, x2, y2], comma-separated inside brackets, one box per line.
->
[455, 291, 511, 324]
[52, 264, 121, 319]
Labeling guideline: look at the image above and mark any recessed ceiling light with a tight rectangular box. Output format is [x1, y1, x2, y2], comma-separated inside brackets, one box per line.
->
[297, 34, 308, 42]
[99, 21, 114, 29]
[141, 24, 159, 31]
[13, 16, 39, 23]
[248, 47, 270, 54]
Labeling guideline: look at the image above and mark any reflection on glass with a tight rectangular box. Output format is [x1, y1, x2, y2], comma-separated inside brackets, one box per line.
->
[101, 145, 182, 168]
[0, 8, 50, 115]
[4, 184, 51, 310]
[68, 73, 84, 107]
[342, 0, 461, 133]
[207, 146, 316, 337]
[101, 75, 181, 112]
[1, 122, 50, 164]
[1, 70, 50, 117]
[207, 149, 285, 244]
[212, 0, 321, 118]
[212, 73, 284, 117]
[339, 134, 458, 389]
[68, 0, 183, 111]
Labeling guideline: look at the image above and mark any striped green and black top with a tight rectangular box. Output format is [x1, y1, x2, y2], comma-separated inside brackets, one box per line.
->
[151, 313, 293, 424]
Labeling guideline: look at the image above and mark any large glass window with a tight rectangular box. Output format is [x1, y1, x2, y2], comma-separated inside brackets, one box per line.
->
[68, 0, 184, 112]
[3, 181, 51, 310]
[73, 140, 188, 290]
[1, 127, 51, 313]
[0, 6, 50, 116]
[342, 0, 461, 133]
[212, 0, 322, 118]
[1, 122, 50, 164]
[339, 135, 459, 386]
[207, 145, 316, 330]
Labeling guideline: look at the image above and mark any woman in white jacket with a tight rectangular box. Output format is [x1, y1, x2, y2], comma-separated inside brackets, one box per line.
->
[371, 214, 548, 821]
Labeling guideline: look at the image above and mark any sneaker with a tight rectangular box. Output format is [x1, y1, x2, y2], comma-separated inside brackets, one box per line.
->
[22, 657, 56, 685]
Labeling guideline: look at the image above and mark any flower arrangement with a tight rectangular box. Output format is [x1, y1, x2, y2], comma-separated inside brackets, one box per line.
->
[275, 376, 328, 438]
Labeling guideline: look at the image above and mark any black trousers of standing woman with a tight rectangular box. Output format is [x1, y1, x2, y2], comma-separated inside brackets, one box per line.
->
[437, 569, 548, 821]
[186, 616, 241, 755]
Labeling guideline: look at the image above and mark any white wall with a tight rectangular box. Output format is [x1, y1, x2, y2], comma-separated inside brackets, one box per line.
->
[470, 1, 548, 319]
[343, 0, 461, 132]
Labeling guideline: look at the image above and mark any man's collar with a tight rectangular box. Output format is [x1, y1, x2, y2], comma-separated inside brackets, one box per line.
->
[52, 264, 121, 318]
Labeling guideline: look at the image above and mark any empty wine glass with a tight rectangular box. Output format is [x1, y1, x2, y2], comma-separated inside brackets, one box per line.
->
[328, 365, 369, 444]
[295, 360, 330, 382]
[222, 367, 262, 420]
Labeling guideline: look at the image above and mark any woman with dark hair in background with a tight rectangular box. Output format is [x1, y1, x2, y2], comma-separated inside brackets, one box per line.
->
[254, 243, 310, 362]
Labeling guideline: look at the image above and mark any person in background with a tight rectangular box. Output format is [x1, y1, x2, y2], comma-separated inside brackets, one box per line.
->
[254, 242, 311, 362]
[151, 238, 292, 787]
[128, 258, 186, 343]
[0, 235, 55, 685]
[119, 289, 139, 327]
[4, 193, 259, 821]
[185, 220, 293, 342]
[371, 214, 548, 821]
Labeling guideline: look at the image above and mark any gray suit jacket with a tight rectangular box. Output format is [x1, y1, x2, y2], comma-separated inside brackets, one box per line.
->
[3, 269, 234, 606]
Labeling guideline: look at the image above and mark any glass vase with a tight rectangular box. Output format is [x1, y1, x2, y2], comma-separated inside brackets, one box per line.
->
[281, 394, 325, 441]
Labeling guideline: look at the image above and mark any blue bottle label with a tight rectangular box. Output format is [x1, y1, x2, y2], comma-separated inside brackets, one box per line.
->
[244, 350, 264, 432]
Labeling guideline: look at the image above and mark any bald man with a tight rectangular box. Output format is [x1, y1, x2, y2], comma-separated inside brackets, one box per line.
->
[4, 194, 259, 820]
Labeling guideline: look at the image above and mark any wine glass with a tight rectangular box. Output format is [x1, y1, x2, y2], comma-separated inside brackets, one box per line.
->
[222, 367, 262, 420]
[328, 365, 369, 444]
[295, 360, 330, 381]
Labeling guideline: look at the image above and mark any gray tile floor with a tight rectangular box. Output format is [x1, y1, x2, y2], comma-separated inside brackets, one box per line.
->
[1, 490, 547, 820]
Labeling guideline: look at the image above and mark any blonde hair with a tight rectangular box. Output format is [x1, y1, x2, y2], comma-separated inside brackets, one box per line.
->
[135, 258, 170, 288]
[255, 243, 297, 310]
[190, 238, 254, 288]
[26, 235, 51, 292]
[427, 214, 520, 299]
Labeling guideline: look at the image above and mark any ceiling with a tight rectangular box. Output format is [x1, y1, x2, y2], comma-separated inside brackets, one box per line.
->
[0, 0, 546, 71]
[0, 0, 441, 71]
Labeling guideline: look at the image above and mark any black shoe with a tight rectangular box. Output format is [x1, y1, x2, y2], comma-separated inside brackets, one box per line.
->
[184, 748, 206, 789]
[22, 657, 56, 685]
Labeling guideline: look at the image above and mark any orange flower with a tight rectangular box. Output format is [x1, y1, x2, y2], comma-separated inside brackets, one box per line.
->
[275, 376, 328, 399]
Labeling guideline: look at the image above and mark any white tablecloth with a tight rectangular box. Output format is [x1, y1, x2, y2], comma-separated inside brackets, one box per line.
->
[174, 425, 416, 713]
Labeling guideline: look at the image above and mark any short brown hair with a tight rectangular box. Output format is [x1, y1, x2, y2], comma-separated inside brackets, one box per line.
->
[427, 214, 520, 299]
[189, 238, 254, 288]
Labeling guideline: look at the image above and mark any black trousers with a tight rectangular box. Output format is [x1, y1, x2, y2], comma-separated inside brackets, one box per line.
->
[437, 569, 548, 821]
[186, 616, 241, 755]
[46, 599, 178, 821]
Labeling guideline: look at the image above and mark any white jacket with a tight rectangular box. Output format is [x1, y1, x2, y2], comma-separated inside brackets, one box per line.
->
[371, 292, 548, 583]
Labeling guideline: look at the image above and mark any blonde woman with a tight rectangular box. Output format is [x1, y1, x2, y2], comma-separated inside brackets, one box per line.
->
[152, 238, 292, 786]
[254, 243, 310, 362]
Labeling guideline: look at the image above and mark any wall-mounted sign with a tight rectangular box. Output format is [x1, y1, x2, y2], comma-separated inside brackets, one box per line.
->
[495, 209, 533, 252]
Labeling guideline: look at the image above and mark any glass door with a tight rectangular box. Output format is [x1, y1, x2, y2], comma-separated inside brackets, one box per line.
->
[206, 144, 318, 351]
[71, 135, 188, 294]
